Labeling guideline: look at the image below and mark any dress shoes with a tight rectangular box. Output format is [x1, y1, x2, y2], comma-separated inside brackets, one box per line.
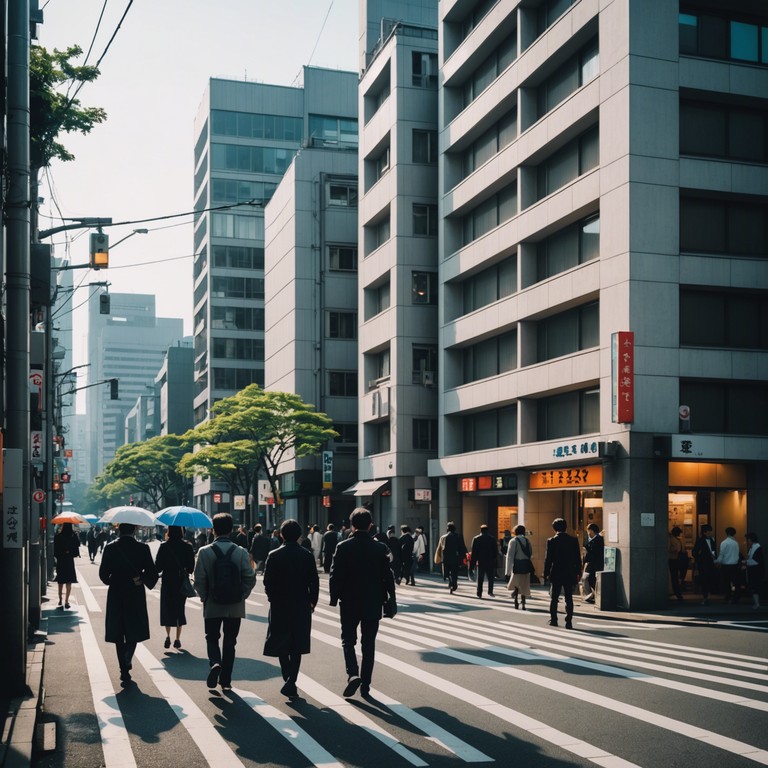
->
[548, 619, 558, 626]
[206, 663, 221, 689]
[343, 676, 361, 697]
[280, 681, 298, 697]
[164, 637, 171, 649]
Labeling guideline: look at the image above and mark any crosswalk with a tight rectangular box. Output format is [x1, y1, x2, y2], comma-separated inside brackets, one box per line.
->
[56, 573, 768, 768]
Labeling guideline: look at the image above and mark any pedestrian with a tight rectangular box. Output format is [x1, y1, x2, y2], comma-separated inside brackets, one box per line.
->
[386, 525, 402, 583]
[743, 532, 764, 610]
[195, 531, 208, 552]
[99, 523, 158, 685]
[269, 528, 281, 551]
[399, 525, 415, 585]
[234, 525, 249, 548]
[543, 517, 581, 629]
[87, 526, 99, 563]
[581, 523, 604, 603]
[309, 524, 323, 567]
[249, 523, 271, 575]
[321, 524, 339, 574]
[263, 519, 319, 697]
[329, 507, 396, 698]
[715, 526, 741, 603]
[415, 526, 429, 572]
[470, 524, 499, 598]
[500, 530, 512, 557]
[436, 522, 466, 594]
[194, 513, 256, 691]
[154, 525, 196, 650]
[667, 527, 686, 600]
[505, 524, 533, 610]
[53, 523, 80, 608]
[692, 523, 718, 605]
[411, 527, 426, 585]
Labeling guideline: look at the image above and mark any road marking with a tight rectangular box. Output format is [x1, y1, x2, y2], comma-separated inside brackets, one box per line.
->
[73, 605, 136, 768]
[234, 686, 345, 768]
[134, 644, 246, 767]
[310, 628, 640, 768]
[145, 589, 202, 611]
[75, 567, 102, 613]
[575, 621, 675, 631]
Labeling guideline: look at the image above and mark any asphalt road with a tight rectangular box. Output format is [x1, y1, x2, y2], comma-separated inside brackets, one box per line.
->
[33, 541, 768, 768]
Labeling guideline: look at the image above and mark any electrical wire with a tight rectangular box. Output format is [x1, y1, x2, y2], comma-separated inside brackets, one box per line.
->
[82, 0, 110, 68]
[292, 0, 335, 86]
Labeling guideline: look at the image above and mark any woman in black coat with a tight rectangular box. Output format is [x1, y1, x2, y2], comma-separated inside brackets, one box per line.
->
[53, 523, 80, 608]
[263, 519, 319, 697]
[154, 525, 196, 649]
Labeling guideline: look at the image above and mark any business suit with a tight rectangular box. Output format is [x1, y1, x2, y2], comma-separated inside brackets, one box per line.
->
[263, 541, 319, 687]
[543, 531, 581, 626]
[439, 530, 466, 592]
[470, 530, 499, 597]
[329, 530, 396, 691]
[582, 533, 604, 600]
[399, 532, 414, 584]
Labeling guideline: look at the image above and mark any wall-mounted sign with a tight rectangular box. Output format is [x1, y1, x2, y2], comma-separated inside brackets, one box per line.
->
[413, 488, 432, 502]
[458, 474, 517, 492]
[3, 449, 23, 549]
[529, 465, 603, 490]
[551, 441, 599, 461]
[233, 495, 246, 510]
[611, 331, 634, 423]
[322, 450, 333, 489]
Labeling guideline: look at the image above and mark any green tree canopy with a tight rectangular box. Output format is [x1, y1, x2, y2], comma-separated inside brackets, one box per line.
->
[177, 439, 260, 497]
[81, 475, 137, 515]
[30, 45, 106, 169]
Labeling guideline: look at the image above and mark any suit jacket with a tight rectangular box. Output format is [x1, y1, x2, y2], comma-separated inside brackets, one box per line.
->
[543, 532, 581, 584]
[470, 532, 499, 568]
[99, 535, 158, 643]
[399, 533, 414, 559]
[583, 534, 605, 574]
[194, 536, 256, 619]
[440, 530, 467, 567]
[329, 530, 396, 621]
[263, 541, 319, 656]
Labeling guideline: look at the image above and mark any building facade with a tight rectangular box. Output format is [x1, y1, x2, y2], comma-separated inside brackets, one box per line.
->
[156, 341, 194, 436]
[425, 0, 768, 609]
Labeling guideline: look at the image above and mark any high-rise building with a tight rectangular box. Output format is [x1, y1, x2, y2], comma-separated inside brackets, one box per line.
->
[155, 341, 194, 437]
[192, 68, 358, 513]
[86, 292, 183, 481]
[425, 0, 768, 609]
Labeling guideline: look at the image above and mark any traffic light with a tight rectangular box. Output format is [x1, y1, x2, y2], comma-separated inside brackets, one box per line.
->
[110, 379, 119, 400]
[99, 293, 111, 314]
[90, 231, 109, 269]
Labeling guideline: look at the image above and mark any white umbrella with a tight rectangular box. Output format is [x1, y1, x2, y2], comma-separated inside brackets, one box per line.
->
[101, 506, 163, 527]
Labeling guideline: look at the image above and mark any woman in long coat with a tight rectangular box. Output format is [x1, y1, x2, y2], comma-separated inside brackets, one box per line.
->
[505, 524, 533, 610]
[155, 525, 196, 649]
[263, 519, 319, 697]
[99, 523, 158, 685]
[53, 523, 80, 608]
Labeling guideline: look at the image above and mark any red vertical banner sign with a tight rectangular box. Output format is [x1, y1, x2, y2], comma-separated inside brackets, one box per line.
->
[612, 331, 634, 423]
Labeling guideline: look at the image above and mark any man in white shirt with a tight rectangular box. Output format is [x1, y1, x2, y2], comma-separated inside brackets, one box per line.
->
[411, 528, 426, 586]
[714, 527, 741, 603]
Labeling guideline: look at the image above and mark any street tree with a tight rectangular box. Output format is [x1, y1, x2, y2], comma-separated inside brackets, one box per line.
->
[177, 439, 261, 502]
[182, 385, 338, 516]
[81, 475, 137, 515]
[103, 434, 191, 510]
[30, 44, 107, 170]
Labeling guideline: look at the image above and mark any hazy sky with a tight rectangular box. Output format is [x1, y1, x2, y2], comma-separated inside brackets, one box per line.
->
[40, 0, 359, 369]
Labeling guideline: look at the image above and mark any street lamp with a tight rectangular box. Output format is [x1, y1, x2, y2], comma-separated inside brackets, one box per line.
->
[110, 228, 149, 249]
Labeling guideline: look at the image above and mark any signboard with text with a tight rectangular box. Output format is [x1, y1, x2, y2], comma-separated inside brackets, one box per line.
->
[458, 474, 517, 493]
[529, 465, 603, 490]
[611, 331, 634, 423]
[3, 449, 23, 549]
[322, 451, 333, 489]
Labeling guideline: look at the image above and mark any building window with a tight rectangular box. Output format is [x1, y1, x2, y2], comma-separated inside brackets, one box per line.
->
[328, 371, 358, 397]
[462, 405, 517, 451]
[366, 421, 391, 455]
[680, 289, 768, 350]
[536, 215, 600, 282]
[413, 419, 438, 450]
[327, 311, 357, 339]
[375, 146, 390, 180]
[679, 9, 768, 65]
[412, 272, 438, 305]
[680, 380, 768, 436]
[211, 213, 263, 241]
[328, 183, 358, 207]
[211, 276, 264, 299]
[332, 422, 358, 445]
[462, 331, 517, 384]
[211, 306, 264, 331]
[213, 367, 263, 390]
[412, 52, 438, 88]
[413, 130, 438, 164]
[462, 182, 518, 245]
[413, 204, 438, 237]
[211, 178, 277, 205]
[537, 388, 599, 441]
[412, 345, 438, 384]
[536, 126, 599, 201]
[211, 144, 296, 174]
[375, 217, 391, 249]
[308, 114, 358, 146]
[212, 338, 264, 361]
[537, 0, 577, 36]
[462, 257, 517, 315]
[680, 195, 768, 257]
[537, 302, 599, 362]
[461, 108, 517, 179]
[328, 245, 358, 271]
[365, 280, 390, 320]
[211, 110, 302, 140]
[463, 34, 517, 107]
[212, 245, 264, 270]
[537, 39, 599, 119]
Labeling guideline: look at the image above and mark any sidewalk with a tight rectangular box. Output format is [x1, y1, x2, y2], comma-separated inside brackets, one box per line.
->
[2, 578, 763, 768]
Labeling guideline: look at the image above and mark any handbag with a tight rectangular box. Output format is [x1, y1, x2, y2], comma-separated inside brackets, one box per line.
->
[512, 558, 533, 575]
[179, 572, 197, 598]
[434, 539, 443, 565]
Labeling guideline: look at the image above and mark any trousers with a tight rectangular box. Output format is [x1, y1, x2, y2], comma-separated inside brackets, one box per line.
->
[204, 616, 241, 686]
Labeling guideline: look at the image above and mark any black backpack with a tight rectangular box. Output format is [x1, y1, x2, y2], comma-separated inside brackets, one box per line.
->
[210, 543, 242, 604]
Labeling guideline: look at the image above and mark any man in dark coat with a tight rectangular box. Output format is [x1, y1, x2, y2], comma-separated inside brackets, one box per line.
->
[399, 525, 415, 585]
[692, 523, 718, 605]
[470, 524, 499, 598]
[99, 523, 158, 685]
[582, 523, 605, 603]
[263, 519, 319, 697]
[321, 524, 339, 574]
[438, 522, 467, 594]
[386, 526, 402, 583]
[543, 517, 582, 629]
[249, 523, 271, 575]
[329, 507, 396, 697]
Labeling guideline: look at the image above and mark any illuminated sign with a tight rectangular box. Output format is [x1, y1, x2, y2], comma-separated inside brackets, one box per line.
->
[612, 331, 634, 423]
[459, 475, 517, 492]
[529, 465, 603, 490]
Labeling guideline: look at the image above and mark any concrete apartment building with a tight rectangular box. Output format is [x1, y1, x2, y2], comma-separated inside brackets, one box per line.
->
[424, 0, 768, 609]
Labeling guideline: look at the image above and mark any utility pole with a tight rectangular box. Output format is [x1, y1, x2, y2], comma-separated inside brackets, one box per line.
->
[2, 0, 32, 696]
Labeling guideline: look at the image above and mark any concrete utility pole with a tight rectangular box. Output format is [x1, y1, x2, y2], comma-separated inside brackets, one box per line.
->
[2, 0, 32, 696]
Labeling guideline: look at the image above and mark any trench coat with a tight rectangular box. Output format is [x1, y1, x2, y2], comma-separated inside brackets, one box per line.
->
[99, 535, 158, 644]
[155, 537, 195, 627]
[262, 541, 319, 656]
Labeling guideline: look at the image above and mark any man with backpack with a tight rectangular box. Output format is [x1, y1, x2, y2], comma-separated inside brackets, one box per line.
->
[194, 513, 256, 691]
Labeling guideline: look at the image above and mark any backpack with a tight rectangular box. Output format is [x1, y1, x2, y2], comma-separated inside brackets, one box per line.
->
[210, 543, 242, 604]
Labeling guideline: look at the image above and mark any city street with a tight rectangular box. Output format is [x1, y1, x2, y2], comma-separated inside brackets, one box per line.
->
[33, 544, 768, 768]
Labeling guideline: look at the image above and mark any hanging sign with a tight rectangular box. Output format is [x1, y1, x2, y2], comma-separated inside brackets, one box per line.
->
[612, 331, 634, 423]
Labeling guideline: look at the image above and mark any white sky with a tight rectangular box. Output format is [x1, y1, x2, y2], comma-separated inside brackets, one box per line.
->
[39, 0, 359, 374]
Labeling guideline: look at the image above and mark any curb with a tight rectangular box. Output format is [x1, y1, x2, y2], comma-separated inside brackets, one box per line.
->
[0, 621, 47, 768]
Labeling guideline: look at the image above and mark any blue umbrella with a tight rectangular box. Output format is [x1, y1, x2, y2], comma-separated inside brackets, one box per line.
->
[155, 505, 213, 529]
